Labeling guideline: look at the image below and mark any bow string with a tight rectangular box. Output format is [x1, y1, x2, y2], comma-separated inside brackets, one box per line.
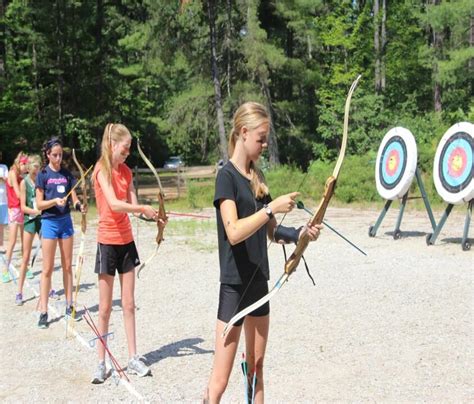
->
[68, 149, 89, 334]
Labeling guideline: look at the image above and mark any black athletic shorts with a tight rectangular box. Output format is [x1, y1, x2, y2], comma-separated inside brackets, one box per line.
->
[217, 281, 269, 326]
[94, 241, 140, 276]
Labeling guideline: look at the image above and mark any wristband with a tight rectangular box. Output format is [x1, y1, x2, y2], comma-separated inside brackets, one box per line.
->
[75, 202, 81, 212]
[274, 225, 302, 244]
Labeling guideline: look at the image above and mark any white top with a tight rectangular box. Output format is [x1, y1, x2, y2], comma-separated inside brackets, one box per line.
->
[0, 163, 8, 205]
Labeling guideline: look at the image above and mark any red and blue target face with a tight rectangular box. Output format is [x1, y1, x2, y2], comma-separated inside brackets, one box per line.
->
[438, 132, 473, 193]
[379, 136, 407, 190]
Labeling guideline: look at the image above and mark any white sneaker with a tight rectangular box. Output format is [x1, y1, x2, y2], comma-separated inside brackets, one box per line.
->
[91, 361, 107, 384]
[127, 355, 151, 377]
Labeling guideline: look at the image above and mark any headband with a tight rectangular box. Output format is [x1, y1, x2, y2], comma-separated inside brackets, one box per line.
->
[19, 156, 29, 164]
[46, 138, 62, 151]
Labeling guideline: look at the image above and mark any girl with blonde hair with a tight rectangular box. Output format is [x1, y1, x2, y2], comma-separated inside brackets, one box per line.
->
[91, 123, 165, 383]
[16, 155, 42, 305]
[205, 102, 322, 403]
[2, 152, 28, 283]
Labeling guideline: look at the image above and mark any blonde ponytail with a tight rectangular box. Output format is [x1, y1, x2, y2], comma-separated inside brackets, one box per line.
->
[228, 102, 270, 198]
[96, 123, 132, 183]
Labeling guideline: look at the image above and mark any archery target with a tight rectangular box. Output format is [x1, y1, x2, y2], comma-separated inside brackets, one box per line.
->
[375, 127, 417, 200]
[433, 122, 473, 204]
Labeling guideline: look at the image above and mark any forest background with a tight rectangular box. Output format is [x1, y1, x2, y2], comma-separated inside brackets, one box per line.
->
[0, 0, 472, 205]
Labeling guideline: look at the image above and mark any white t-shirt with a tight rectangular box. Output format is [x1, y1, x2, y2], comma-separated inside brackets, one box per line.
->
[0, 163, 8, 205]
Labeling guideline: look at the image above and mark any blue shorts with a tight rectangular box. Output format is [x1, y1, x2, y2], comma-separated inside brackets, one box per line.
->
[0, 204, 7, 225]
[41, 215, 74, 240]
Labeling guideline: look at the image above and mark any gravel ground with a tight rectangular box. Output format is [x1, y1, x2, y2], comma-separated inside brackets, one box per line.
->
[0, 206, 472, 403]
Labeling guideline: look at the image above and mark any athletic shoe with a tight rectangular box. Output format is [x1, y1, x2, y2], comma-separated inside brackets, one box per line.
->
[38, 312, 48, 329]
[15, 293, 23, 306]
[91, 361, 107, 384]
[127, 355, 151, 377]
[1, 271, 11, 283]
[48, 289, 59, 300]
[65, 305, 81, 322]
[26, 268, 34, 279]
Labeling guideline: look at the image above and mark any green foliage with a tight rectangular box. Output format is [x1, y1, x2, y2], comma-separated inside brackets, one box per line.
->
[186, 179, 215, 209]
[0, 0, 471, 209]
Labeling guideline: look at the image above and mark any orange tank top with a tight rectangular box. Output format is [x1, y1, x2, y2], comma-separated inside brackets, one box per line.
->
[94, 162, 134, 245]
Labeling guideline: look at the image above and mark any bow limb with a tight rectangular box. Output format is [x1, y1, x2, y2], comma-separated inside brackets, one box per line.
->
[68, 149, 89, 334]
[72, 149, 88, 233]
[222, 75, 361, 337]
[284, 74, 361, 276]
[136, 140, 167, 278]
[222, 273, 289, 337]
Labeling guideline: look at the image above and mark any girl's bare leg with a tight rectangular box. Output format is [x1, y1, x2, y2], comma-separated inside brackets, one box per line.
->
[17, 231, 35, 294]
[244, 315, 269, 404]
[119, 269, 137, 357]
[206, 320, 242, 403]
[97, 274, 115, 361]
[39, 238, 57, 313]
[58, 236, 74, 305]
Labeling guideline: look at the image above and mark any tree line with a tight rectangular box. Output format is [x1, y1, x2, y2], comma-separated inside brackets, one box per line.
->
[0, 0, 472, 170]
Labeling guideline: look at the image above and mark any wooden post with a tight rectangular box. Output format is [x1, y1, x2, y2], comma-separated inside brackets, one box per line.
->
[177, 166, 181, 198]
[134, 165, 139, 201]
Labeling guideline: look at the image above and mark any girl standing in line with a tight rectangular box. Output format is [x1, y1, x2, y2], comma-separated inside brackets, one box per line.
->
[204, 102, 322, 403]
[91, 123, 165, 383]
[2, 152, 28, 283]
[35, 138, 84, 328]
[16, 155, 42, 305]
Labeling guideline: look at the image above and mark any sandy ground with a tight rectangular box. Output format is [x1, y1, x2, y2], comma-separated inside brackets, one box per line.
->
[0, 205, 472, 403]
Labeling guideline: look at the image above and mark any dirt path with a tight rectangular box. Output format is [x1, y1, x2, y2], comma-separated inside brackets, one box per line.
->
[0, 206, 472, 402]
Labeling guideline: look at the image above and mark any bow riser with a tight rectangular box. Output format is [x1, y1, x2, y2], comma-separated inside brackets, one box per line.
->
[284, 176, 337, 275]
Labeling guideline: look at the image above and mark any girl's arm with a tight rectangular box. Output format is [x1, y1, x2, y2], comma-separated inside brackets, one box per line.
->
[97, 169, 156, 219]
[8, 169, 21, 199]
[69, 189, 87, 213]
[36, 187, 65, 211]
[220, 192, 300, 246]
[20, 180, 40, 216]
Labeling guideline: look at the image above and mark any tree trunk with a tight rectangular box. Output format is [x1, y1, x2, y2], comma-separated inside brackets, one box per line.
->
[95, 0, 104, 157]
[431, 0, 442, 112]
[32, 43, 42, 120]
[55, 0, 65, 139]
[469, 12, 473, 82]
[381, 0, 386, 91]
[262, 81, 280, 167]
[374, 0, 381, 93]
[0, 0, 6, 83]
[225, 0, 232, 97]
[207, 0, 228, 161]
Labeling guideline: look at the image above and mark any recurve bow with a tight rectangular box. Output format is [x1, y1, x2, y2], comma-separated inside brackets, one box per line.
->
[222, 75, 362, 337]
[136, 140, 167, 278]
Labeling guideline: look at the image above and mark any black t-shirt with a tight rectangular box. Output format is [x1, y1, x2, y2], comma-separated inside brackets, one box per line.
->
[214, 162, 271, 285]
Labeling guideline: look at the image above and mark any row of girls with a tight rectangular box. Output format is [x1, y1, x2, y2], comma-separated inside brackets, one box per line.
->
[3, 102, 321, 403]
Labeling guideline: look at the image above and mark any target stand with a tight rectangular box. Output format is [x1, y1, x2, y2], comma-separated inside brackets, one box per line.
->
[426, 122, 473, 251]
[369, 127, 437, 239]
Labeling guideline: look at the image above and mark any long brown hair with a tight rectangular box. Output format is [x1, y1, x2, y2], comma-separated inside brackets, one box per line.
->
[228, 102, 270, 198]
[96, 123, 132, 182]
